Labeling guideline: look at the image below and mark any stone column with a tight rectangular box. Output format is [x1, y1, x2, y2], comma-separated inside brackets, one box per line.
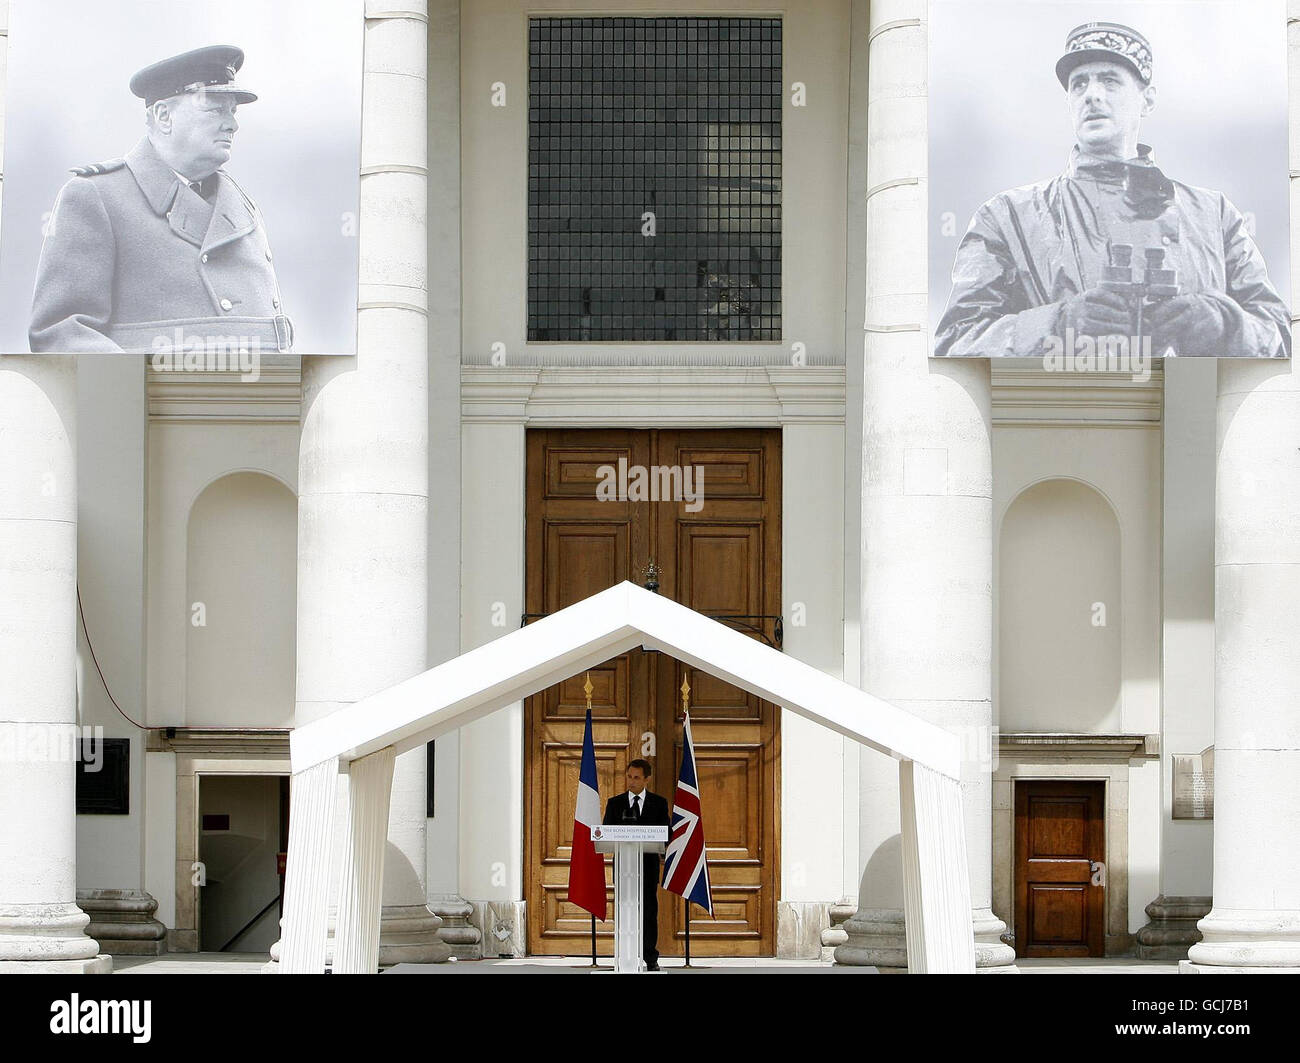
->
[0, 356, 110, 973]
[425, 0, 479, 960]
[1182, 8, 1300, 974]
[835, 0, 1013, 971]
[289, 2, 447, 965]
[1182, 357, 1300, 973]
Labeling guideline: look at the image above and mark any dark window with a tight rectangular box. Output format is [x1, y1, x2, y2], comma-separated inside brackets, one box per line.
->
[426, 740, 436, 817]
[527, 16, 782, 342]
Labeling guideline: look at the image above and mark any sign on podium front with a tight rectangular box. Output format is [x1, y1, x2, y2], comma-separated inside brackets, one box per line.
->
[592, 824, 668, 846]
[592, 824, 668, 973]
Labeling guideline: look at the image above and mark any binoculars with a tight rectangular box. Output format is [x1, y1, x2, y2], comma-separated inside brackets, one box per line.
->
[1100, 243, 1180, 338]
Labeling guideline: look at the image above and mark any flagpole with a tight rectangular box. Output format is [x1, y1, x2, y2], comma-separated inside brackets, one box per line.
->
[666, 674, 711, 971]
[571, 675, 606, 970]
[586, 674, 599, 970]
[684, 898, 692, 968]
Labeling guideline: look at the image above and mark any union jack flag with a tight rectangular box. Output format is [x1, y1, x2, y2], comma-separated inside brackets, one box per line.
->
[662, 711, 713, 915]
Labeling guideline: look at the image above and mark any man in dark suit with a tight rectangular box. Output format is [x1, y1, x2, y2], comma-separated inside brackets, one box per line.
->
[603, 758, 670, 971]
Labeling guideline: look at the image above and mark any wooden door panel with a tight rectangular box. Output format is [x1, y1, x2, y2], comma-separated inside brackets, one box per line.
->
[538, 742, 626, 864]
[678, 524, 764, 616]
[526, 428, 779, 957]
[675, 885, 762, 946]
[541, 662, 628, 722]
[544, 523, 630, 609]
[540, 885, 614, 942]
[677, 744, 763, 862]
[675, 446, 766, 498]
[1014, 781, 1105, 958]
[1027, 796, 1089, 859]
[543, 445, 639, 499]
[685, 670, 763, 721]
[1028, 885, 1088, 945]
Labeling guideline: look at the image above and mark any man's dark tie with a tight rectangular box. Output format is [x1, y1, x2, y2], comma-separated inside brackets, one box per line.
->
[631, 794, 641, 821]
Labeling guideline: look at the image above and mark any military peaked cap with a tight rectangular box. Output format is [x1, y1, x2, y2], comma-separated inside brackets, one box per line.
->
[129, 45, 258, 106]
[1056, 22, 1153, 89]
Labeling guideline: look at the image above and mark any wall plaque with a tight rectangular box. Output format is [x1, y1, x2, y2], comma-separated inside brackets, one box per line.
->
[1172, 745, 1214, 820]
[75, 737, 130, 815]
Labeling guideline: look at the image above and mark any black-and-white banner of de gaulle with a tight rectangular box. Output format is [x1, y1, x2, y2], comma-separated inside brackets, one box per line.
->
[929, 0, 1291, 361]
[0, 0, 364, 358]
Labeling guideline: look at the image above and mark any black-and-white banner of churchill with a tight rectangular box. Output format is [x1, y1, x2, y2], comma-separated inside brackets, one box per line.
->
[929, 0, 1291, 363]
[0, 0, 363, 359]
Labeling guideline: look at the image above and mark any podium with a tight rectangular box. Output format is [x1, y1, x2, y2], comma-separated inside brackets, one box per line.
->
[592, 824, 668, 973]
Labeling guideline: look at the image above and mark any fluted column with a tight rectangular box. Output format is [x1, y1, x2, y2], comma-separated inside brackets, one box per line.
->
[284, 1, 448, 966]
[0, 357, 110, 973]
[835, 0, 1012, 971]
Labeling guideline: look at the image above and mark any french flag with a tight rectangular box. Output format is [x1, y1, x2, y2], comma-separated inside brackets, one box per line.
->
[567, 708, 607, 920]
[662, 710, 713, 915]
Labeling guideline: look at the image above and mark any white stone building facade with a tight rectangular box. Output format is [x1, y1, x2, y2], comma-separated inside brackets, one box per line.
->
[1, 0, 1297, 972]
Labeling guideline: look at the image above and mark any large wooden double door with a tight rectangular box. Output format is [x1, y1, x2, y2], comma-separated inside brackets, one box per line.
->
[524, 428, 781, 957]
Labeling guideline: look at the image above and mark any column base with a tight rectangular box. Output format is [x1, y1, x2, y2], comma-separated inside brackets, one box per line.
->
[834, 907, 907, 969]
[78, 889, 168, 957]
[974, 907, 1017, 970]
[820, 900, 856, 960]
[375, 903, 452, 966]
[264, 902, 452, 970]
[1185, 907, 1300, 970]
[1136, 895, 1210, 961]
[0, 956, 113, 973]
[1180, 961, 1300, 974]
[430, 895, 481, 959]
[470, 900, 527, 958]
[834, 906, 1018, 970]
[0, 902, 110, 967]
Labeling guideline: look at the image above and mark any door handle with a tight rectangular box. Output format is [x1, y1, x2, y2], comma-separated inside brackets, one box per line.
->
[1090, 860, 1106, 887]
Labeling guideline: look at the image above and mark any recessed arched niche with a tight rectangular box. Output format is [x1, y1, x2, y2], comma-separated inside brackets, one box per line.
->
[998, 478, 1122, 732]
[185, 472, 297, 728]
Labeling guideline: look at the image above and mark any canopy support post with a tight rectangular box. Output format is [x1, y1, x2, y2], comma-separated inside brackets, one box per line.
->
[900, 759, 977, 973]
[279, 757, 340, 974]
[334, 746, 397, 974]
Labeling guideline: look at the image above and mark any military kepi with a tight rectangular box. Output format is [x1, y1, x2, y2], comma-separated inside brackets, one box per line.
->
[1056, 22, 1153, 89]
[129, 45, 258, 106]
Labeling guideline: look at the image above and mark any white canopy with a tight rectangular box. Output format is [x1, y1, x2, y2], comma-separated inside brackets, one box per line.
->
[278, 582, 976, 973]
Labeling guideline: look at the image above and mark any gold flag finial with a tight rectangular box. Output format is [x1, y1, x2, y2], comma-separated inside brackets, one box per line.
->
[584, 671, 593, 710]
[680, 671, 691, 713]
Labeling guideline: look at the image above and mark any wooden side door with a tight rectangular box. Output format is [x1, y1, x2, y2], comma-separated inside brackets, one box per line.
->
[1014, 780, 1105, 957]
[524, 428, 781, 957]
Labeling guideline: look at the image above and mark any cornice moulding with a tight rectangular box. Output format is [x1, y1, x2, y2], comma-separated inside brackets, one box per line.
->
[998, 731, 1159, 761]
[461, 365, 847, 426]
